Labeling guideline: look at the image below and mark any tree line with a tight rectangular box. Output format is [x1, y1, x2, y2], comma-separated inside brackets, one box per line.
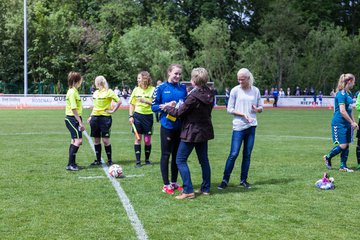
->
[1, 0, 360, 95]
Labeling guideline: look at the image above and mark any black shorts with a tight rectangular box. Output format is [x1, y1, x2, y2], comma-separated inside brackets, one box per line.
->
[90, 116, 112, 138]
[133, 112, 153, 135]
[65, 116, 83, 139]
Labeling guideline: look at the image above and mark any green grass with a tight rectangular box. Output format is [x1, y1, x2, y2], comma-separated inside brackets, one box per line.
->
[1, 108, 360, 239]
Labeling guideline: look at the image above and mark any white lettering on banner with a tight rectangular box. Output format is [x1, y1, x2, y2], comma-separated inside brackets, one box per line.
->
[0, 95, 336, 108]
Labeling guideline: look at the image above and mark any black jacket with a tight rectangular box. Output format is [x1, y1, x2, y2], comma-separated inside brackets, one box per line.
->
[164, 86, 214, 143]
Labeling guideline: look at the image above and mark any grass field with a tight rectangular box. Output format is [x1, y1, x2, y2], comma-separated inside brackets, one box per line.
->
[1, 108, 360, 240]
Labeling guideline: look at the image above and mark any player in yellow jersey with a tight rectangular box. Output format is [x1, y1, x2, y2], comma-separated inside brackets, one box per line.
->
[88, 76, 122, 166]
[129, 71, 155, 167]
[64, 72, 85, 171]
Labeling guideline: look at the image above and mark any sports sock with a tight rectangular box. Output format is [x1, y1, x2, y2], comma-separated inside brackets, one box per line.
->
[340, 146, 349, 168]
[95, 144, 102, 162]
[145, 144, 151, 161]
[105, 144, 112, 162]
[134, 144, 141, 164]
[68, 144, 79, 166]
[356, 146, 360, 164]
[326, 145, 342, 160]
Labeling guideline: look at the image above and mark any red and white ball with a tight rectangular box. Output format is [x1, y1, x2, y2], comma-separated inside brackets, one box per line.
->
[108, 164, 123, 178]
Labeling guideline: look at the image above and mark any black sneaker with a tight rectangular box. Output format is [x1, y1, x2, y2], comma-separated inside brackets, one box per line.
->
[218, 181, 227, 190]
[323, 155, 332, 170]
[145, 160, 151, 165]
[90, 160, 102, 166]
[66, 165, 79, 171]
[240, 181, 251, 189]
[135, 162, 142, 168]
[107, 160, 113, 166]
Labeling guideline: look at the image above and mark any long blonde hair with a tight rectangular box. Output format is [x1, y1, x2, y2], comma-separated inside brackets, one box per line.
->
[336, 73, 355, 92]
[94, 76, 109, 90]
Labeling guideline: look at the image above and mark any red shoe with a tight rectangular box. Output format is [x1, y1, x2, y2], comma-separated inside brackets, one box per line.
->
[162, 185, 174, 195]
[171, 182, 183, 191]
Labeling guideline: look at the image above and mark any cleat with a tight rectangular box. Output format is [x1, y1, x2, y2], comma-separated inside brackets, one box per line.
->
[107, 160, 113, 166]
[66, 165, 79, 171]
[175, 192, 195, 199]
[135, 162, 142, 168]
[162, 185, 174, 195]
[171, 182, 183, 191]
[339, 167, 354, 172]
[145, 160, 152, 165]
[240, 181, 252, 189]
[90, 160, 102, 166]
[323, 155, 332, 169]
[218, 181, 227, 190]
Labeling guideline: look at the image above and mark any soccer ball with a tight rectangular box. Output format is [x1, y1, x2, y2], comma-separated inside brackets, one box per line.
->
[108, 164, 123, 178]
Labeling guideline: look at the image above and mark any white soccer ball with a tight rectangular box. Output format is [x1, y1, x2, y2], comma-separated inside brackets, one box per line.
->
[108, 164, 123, 178]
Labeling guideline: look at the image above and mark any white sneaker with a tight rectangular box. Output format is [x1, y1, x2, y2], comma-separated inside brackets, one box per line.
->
[339, 167, 354, 172]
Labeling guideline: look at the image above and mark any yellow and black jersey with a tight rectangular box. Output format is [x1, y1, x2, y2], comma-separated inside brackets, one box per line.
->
[65, 87, 82, 116]
[129, 86, 155, 115]
[91, 88, 120, 116]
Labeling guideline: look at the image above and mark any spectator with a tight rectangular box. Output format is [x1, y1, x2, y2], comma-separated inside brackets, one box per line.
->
[287, 87, 291, 97]
[272, 88, 279, 107]
[114, 86, 121, 97]
[279, 88, 285, 97]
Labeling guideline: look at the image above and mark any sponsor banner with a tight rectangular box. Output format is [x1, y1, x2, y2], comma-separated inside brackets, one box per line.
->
[0, 95, 334, 108]
[262, 96, 335, 107]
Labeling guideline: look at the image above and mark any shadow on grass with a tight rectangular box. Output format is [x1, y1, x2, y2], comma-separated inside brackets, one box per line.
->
[204, 178, 296, 196]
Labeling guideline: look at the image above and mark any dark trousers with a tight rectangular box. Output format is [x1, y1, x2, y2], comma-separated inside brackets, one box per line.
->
[160, 126, 181, 185]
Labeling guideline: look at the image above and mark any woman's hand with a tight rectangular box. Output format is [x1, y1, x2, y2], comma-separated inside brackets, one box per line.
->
[252, 105, 262, 113]
[79, 122, 85, 132]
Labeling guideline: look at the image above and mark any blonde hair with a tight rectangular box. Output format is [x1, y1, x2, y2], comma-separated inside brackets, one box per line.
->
[336, 73, 355, 92]
[138, 71, 152, 89]
[191, 67, 209, 86]
[237, 68, 254, 86]
[94, 76, 109, 90]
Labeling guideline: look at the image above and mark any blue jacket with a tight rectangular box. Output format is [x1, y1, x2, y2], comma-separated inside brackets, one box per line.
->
[152, 81, 187, 130]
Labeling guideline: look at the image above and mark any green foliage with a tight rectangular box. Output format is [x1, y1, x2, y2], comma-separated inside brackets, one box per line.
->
[1, 0, 360, 94]
[191, 18, 232, 90]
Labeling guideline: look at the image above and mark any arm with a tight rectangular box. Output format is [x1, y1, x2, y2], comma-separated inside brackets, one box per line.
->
[72, 109, 85, 131]
[162, 95, 195, 118]
[106, 99, 122, 114]
[252, 88, 263, 113]
[151, 85, 162, 113]
[339, 104, 358, 129]
[128, 104, 135, 124]
[106, 90, 122, 114]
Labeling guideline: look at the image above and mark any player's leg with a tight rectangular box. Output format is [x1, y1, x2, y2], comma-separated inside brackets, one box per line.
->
[160, 126, 173, 194]
[218, 130, 243, 189]
[101, 116, 113, 165]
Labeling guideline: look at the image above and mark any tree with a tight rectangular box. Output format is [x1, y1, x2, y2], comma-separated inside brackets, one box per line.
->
[190, 18, 232, 90]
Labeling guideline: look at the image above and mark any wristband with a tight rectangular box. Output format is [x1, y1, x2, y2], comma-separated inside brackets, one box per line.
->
[129, 115, 133, 118]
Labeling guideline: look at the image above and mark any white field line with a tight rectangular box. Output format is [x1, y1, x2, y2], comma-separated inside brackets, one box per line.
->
[83, 130, 148, 240]
[3, 131, 332, 141]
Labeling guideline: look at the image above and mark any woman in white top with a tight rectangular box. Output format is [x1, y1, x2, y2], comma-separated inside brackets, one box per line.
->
[218, 68, 263, 190]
